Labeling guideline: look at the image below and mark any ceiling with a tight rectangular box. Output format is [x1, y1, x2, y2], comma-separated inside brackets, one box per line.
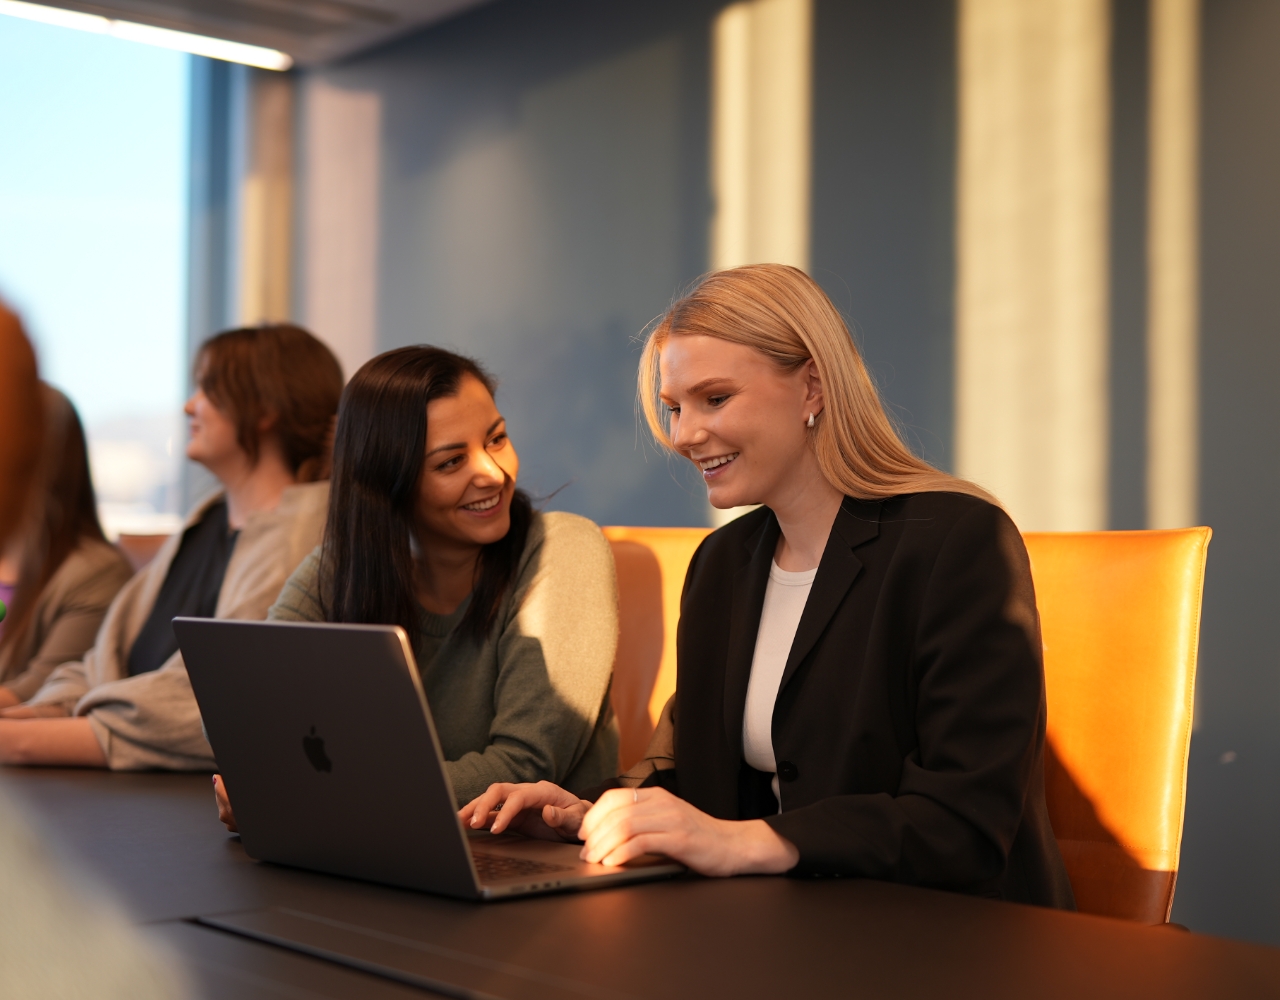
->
[31, 0, 495, 65]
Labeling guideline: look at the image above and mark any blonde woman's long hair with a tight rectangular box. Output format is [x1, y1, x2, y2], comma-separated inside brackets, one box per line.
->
[638, 264, 997, 505]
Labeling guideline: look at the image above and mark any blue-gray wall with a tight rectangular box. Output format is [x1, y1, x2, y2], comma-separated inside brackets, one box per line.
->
[810, 0, 957, 472]
[1170, 0, 1280, 946]
[312, 0, 960, 528]
[314, 0, 719, 526]
[1107, 0, 1150, 532]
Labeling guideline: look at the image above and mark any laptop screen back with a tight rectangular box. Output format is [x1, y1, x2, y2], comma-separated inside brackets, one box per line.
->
[176, 618, 480, 898]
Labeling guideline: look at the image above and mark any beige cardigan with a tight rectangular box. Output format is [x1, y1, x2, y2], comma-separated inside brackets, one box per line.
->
[0, 539, 134, 703]
[28, 483, 329, 770]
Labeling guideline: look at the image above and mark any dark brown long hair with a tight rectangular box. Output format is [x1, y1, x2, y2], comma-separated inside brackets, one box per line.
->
[196, 324, 344, 481]
[320, 346, 532, 643]
[0, 385, 108, 660]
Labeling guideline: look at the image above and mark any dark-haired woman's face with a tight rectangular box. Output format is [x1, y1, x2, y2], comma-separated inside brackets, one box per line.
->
[416, 375, 519, 551]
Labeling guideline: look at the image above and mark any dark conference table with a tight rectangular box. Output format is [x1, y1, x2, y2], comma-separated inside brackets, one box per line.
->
[7, 768, 1280, 1000]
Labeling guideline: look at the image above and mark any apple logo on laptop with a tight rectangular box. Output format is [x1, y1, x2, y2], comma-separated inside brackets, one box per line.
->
[302, 726, 332, 773]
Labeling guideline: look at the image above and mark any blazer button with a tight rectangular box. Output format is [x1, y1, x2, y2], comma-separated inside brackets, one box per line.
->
[777, 761, 799, 782]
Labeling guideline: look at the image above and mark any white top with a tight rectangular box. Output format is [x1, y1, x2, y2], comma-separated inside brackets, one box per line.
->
[742, 560, 817, 810]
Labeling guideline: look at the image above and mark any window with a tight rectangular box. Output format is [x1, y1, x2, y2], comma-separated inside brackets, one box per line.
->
[0, 14, 189, 536]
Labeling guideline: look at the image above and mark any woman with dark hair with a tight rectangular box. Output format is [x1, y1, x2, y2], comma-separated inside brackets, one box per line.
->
[214, 345, 619, 821]
[0, 324, 343, 770]
[0, 385, 133, 706]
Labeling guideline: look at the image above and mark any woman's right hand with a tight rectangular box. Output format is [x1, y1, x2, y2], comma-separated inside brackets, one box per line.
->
[459, 781, 590, 842]
[213, 773, 238, 832]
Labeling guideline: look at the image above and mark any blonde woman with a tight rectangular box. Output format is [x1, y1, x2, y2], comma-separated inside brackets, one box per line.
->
[462, 264, 1074, 908]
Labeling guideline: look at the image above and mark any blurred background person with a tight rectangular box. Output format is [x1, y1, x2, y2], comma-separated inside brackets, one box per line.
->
[0, 385, 133, 707]
[0, 305, 41, 542]
[0, 299, 189, 999]
[0, 324, 342, 770]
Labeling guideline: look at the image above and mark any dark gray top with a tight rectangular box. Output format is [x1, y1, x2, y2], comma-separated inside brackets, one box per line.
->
[269, 511, 620, 805]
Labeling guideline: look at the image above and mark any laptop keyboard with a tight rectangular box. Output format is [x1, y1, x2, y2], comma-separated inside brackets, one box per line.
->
[472, 852, 574, 883]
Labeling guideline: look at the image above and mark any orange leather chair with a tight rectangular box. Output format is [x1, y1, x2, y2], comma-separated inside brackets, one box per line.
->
[1025, 528, 1211, 924]
[116, 533, 172, 573]
[604, 523, 1210, 925]
[603, 527, 712, 770]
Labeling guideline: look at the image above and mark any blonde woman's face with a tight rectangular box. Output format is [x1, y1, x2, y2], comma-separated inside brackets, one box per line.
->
[415, 374, 519, 550]
[659, 334, 818, 511]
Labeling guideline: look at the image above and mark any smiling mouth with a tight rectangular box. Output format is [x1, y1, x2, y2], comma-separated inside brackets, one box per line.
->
[462, 495, 501, 512]
[697, 452, 739, 472]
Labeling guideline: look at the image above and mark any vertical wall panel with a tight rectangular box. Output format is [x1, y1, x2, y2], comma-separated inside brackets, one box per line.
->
[296, 79, 382, 381]
[184, 56, 235, 508]
[1146, 0, 1201, 529]
[955, 0, 1111, 530]
[1108, 0, 1150, 530]
[710, 0, 812, 270]
[238, 69, 294, 327]
[295, 0, 719, 528]
[186, 58, 236, 356]
[809, 0, 957, 472]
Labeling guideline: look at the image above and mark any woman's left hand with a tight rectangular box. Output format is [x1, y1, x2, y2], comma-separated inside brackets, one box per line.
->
[579, 786, 799, 877]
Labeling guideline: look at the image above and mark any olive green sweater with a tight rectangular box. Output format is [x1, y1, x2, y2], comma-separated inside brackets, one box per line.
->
[268, 511, 620, 805]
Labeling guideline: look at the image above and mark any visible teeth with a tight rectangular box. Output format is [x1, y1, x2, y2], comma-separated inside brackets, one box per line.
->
[463, 495, 500, 511]
[698, 452, 739, 472]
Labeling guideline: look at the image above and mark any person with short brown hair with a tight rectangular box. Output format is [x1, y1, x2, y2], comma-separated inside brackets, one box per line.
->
[195, 324, 341, 482]
[0, 324, 343, 770]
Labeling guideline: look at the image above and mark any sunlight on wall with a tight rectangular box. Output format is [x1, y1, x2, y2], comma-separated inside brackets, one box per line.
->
[710, 0, 812, 273]
[238, 71, 294, 329]
[955, 0, 1111, 532]
[0, 15, 188, 538]
[1147, 0, 1201, 530]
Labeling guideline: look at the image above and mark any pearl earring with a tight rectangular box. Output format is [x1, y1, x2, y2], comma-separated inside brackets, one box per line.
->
[807, 413, 815, 428]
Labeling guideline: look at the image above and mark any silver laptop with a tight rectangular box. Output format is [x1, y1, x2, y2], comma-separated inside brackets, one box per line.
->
[175, 617, 683, 900]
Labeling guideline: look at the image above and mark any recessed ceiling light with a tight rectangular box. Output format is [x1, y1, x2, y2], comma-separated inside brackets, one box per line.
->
[0, 0, 293, 70]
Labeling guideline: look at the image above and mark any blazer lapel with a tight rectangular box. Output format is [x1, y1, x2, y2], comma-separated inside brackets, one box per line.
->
[777, 498, 882, 695]
[721, 512, 779, 752]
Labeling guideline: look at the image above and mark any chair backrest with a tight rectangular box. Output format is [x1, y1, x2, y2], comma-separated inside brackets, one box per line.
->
[603, 526, 712, 771]
[603, 523, 1210, 923]
[1024, 528, 1210, 923]
[116, 533, 171, 573]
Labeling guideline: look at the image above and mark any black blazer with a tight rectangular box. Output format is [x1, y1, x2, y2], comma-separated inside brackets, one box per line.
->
[660, 491, 1074, 908]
